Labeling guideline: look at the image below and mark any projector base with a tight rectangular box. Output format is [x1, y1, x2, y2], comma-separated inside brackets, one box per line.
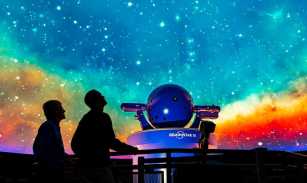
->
[127, 128, 201, 158]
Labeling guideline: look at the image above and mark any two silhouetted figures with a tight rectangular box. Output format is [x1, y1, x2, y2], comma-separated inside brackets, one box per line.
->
[33, 90, 138, 183]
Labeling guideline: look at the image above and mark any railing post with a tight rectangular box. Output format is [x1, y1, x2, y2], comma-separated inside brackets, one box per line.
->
[138, 156, 144, 183]
[166, 152, 172, 183]
[296, 161, 304, 183]
[255, 149, 264, 183]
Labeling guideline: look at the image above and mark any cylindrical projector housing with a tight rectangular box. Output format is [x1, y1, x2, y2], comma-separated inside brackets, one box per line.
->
[120, 103, 146, 112]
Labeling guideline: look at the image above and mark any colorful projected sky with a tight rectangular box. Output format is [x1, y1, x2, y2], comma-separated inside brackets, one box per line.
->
[0, 0, 306, 154]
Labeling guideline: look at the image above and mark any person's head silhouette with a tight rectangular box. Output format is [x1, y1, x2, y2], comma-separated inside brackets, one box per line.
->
[43, 100, 66, 123]
[85, 89, 107, 111]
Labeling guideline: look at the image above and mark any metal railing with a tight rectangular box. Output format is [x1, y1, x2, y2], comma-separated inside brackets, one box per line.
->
[110, 148, 307, 183]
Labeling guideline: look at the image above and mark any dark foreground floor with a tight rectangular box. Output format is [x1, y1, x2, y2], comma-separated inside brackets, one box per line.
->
[0, 149, 306, 183]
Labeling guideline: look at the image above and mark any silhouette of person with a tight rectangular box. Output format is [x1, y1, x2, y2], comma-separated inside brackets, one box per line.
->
[71, 89, 138, 183]
[33, 100, 66, 183]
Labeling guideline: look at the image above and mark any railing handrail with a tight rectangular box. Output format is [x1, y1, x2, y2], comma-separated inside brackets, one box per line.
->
[110, 148, 307, 162]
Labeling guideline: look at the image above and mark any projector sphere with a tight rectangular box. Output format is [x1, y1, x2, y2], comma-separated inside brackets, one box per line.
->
[146, 84, 193, 128]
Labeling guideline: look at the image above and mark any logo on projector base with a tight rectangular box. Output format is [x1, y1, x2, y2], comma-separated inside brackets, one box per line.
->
[169, 131, 197, 139]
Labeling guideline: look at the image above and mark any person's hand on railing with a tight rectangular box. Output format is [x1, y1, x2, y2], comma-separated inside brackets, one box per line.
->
[128, 146, 139, 154]
[117, 144, 139, 154]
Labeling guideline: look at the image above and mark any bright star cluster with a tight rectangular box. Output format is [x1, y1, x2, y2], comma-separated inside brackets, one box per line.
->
[0, 0, 306, 154]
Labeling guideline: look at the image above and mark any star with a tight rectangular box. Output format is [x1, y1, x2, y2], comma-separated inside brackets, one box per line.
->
[159, 21, 165, 28]
[56, 5, 62, 11]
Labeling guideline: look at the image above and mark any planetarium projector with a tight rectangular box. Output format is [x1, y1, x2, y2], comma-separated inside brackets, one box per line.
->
[121, 84, 220, 152]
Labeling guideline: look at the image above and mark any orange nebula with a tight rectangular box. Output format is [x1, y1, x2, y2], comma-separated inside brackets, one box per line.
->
[215, 77, 307, 150]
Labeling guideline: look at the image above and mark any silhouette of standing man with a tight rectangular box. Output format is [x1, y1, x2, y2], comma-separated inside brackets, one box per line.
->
[71, 90, 138, 183]
[33, 100, 66, 183]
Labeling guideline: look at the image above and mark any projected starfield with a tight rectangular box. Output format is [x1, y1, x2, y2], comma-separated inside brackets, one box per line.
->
[0, 0, 306, 154]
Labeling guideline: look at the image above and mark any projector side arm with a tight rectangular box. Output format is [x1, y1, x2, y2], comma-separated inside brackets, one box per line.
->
[189, 105, 220, 128]
[189, 113, 202, 128]
[121, 103, 153, 130]
[136, 111, 154, 130]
